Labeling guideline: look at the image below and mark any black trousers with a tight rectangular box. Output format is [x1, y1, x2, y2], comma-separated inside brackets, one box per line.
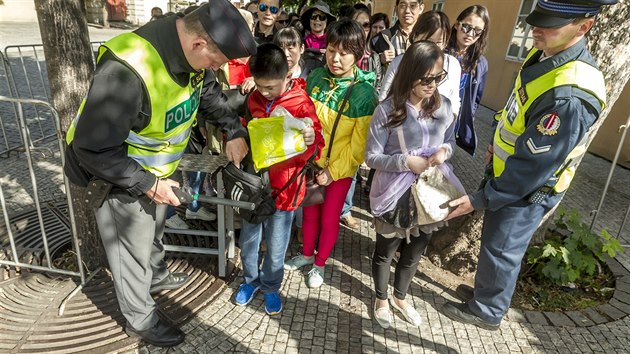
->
[372, 232, 430, 300]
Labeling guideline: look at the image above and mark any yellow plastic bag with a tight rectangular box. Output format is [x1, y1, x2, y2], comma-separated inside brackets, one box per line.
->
[247, 106, 309, 170]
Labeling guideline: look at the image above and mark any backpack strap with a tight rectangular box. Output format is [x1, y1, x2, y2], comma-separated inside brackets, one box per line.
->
[274, 147, 319, 196]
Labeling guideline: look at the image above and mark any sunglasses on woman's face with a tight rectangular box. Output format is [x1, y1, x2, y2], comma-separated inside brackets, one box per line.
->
[311, 14, 327, 21]
[459, 23, 484, 38]
[415, 70, 448, 86]
[360, 22, 370, 29]
[259, 3, 279, 14]
[277, 19, 289, 25]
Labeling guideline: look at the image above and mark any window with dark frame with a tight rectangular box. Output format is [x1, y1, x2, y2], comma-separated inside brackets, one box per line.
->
[432, 0, 445, 11]
[507, 0, 537, 61]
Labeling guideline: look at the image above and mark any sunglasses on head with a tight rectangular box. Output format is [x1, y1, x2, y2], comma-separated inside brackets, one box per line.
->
[459, 23, 484, 37]
[311, 14, 327, 21]
[416, 70, 448, 86]
[259, 3, 279, 14]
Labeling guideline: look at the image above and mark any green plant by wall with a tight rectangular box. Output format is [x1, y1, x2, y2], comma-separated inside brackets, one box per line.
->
[525, 207, 624, 286]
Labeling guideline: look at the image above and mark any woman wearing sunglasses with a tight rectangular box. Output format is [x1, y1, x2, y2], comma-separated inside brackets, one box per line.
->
[445, 5, 490, 156]
[275, 11, 290, 29]
[254, 0, 281, 44]
[300, 1, 336, 53]
[366, 41, 457, 329]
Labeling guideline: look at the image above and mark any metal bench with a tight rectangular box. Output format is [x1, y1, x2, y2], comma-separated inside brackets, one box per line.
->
[163, 154, 252, 277]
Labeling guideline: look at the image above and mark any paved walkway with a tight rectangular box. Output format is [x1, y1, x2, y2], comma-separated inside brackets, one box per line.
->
[3, 106, 629, 353]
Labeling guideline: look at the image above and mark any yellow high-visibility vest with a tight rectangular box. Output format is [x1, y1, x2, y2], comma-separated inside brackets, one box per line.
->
[493, 48, 606, 193]
[67, 33, 203, 178]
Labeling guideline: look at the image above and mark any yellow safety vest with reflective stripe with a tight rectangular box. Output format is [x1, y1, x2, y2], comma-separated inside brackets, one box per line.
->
[66, 33, 203, 178]
[492, 48, 606, 193]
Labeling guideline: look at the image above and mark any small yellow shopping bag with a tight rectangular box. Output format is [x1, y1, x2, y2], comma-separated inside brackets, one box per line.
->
[247, 115, 307, 170]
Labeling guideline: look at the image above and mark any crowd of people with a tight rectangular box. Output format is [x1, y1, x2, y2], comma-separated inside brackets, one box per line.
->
[64, 0, 615, 348]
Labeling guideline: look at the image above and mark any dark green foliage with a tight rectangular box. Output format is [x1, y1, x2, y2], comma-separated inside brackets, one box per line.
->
[526, 207, 624, 286]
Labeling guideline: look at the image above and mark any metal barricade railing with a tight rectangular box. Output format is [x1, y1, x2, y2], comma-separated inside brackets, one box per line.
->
[0, 42, 104, 156]
[0, 51, 16, 155]
[591, 112, 630, 247]
[2, 45, 52, 156]
[0, 96, 85, 284]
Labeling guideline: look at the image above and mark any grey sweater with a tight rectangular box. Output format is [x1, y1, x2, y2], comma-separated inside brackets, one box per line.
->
[365, 97, 455, 172]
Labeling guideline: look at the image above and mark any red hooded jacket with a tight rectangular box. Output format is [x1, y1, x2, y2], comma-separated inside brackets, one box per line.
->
[246, 78, 324, 211]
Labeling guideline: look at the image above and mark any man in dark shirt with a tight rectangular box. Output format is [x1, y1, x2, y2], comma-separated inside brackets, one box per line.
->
[64, 1, 256, 347]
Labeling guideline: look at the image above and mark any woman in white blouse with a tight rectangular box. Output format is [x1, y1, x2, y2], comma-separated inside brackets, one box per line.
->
[378, 10, 461, 118]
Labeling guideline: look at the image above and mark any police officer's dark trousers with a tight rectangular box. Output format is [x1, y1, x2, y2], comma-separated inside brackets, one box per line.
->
[469, 198, 554, 324]
[94, 190, 170, 331]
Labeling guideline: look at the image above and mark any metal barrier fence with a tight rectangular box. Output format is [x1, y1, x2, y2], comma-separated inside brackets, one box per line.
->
[591, 112, 630, 247]
[0, 96, 85, 284]
[0, 42, 103, 156]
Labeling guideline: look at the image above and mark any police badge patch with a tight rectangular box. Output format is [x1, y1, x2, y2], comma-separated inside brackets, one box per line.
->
[537, 112, 560, 135]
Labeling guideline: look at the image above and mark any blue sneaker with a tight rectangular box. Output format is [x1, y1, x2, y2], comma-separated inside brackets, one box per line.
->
[264, 292, 283, 315]
[234, 283, 260, 306]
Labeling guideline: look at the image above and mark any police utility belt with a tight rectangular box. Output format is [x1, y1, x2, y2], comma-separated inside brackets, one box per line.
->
[527, 159, 572, 204]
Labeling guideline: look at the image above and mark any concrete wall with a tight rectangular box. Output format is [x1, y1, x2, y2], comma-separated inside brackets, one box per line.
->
[0, 0, 37, 22]
[590, 83, 630, 168]
[126, 0, 169, 25]
[86, 0, 107, 26]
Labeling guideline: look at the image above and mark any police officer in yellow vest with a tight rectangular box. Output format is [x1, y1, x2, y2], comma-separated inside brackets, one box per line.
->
[64, 1, 256, 347]
[442, 0, 616, 330]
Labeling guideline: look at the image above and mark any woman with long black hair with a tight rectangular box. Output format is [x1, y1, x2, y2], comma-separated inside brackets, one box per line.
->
[366, 41, 460, 329]
[445, 5, 490, 156]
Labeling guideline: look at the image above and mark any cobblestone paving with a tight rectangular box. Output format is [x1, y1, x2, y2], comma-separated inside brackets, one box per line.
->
[3, 106, 629, 354]
[133, 174, 630, 353]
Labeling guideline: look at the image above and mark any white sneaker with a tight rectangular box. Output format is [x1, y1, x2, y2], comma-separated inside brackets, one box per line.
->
[186, 207, 216, 221]
[284, 254, 314, 271]
[165, 214, 189, 229]
[306, 265, 325, 288]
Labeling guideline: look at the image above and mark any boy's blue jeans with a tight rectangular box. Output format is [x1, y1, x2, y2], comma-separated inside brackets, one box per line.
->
[166, 171, 205, 218]
[240, 209, 294, 294]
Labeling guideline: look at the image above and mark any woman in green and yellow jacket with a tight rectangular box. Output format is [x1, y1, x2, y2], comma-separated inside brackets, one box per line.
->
[284, 19, 378, 288]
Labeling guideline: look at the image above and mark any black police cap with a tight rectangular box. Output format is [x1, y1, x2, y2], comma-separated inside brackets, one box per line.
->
[526, 0, 618, 28]
[193, 0, 257, 59]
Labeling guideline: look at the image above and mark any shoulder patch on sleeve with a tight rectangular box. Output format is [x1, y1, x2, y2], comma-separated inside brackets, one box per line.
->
[527, 138, 551, 155]
[537, 112, 560, 135]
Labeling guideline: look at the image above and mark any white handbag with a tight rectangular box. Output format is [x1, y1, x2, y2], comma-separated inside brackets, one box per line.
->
[412, 166, 463, 225]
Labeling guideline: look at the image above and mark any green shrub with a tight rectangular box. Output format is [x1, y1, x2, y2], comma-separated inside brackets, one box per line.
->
[526, 207, 624, 286]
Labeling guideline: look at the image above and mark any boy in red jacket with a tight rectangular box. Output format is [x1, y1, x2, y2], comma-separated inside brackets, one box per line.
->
[235, 43, 324, 315]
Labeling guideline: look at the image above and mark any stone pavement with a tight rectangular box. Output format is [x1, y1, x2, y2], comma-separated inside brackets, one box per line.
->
[2, 23, 630, 353]
[3, 106, 629, 353]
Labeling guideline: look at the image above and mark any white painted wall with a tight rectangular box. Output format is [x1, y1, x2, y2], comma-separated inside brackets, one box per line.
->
[0, 0, 38, 22]
[125, 0, 169, 25]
